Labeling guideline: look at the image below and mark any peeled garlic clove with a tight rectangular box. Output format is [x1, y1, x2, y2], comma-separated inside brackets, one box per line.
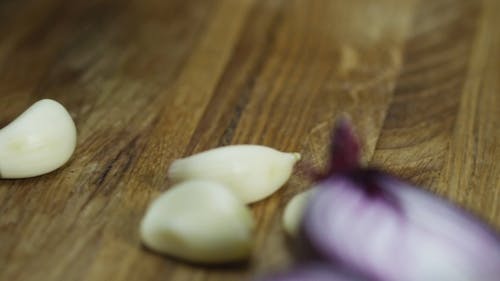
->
[282, 189, 315, 237]
[140, 180, 254, 264]
[0, 99, 77, 178]
[168, 145, 301, 204]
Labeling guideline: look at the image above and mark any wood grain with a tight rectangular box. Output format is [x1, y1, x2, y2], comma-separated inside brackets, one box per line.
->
[0, 0, 498, 280]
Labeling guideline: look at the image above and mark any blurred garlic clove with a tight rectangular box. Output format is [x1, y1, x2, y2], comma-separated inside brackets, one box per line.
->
[168, 145, 301, 204]
[0, 99, 77, 179]
[282, 189, 315, 237]
[140, 180, 254, 264]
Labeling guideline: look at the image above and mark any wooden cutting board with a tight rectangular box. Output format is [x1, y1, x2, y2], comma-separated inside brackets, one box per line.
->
[0, 0, 498, 280]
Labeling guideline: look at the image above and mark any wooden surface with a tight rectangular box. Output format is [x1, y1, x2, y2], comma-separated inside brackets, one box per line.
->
[0, 0, 499, 280]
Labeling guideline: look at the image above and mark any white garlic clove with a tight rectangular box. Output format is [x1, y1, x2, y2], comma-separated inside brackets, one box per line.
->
[0, 99, 77, 179]
[168, 145, 301, 204]
[282, 189, 315, 237]
[140, 180, 254, 264]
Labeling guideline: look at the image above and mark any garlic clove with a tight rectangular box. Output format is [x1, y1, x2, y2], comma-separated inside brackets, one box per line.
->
[168, 145, 301, 204]
[282, 189, 315, 237]
[140, 180, 254, 264]
[0, 99, 77, 179]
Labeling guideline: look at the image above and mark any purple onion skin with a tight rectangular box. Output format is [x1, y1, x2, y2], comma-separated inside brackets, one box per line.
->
[256, 264, 366, 281]
[303, 120, 500, 281]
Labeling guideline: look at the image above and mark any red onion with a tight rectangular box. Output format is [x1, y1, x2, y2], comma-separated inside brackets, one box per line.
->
[303, 120, 500, 281]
